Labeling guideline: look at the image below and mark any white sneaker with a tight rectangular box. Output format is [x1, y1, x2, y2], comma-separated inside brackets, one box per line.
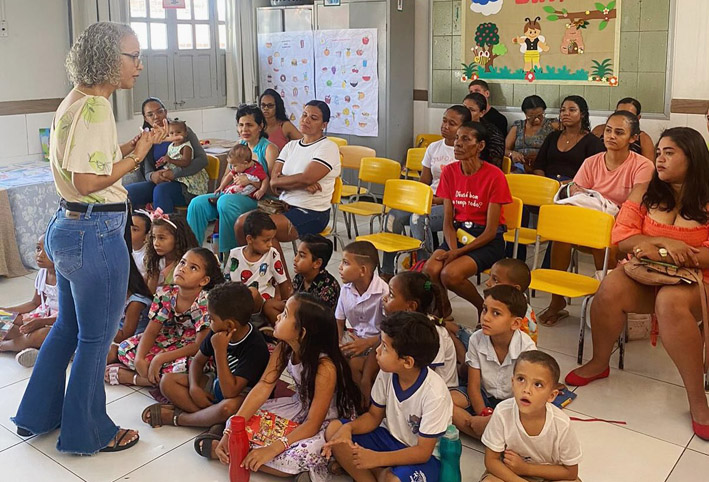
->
[15, 348, 39, 368]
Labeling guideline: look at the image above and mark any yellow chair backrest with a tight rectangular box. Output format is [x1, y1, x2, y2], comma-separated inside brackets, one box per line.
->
[331, 177, 343, 204]
[206, 155, 221, 181]
[405, 148, 426, 172]
[503, 196, 523, 230]
[340, 145, 376, 170]
[359, 157, 402, 185]
[502, 156, 512, 174]
[416, 134, 443, 149]
[382, 179, 432, 216]
[537, 205, 614, 250]
[328, 136, 348, 148]
[505, 174, 560, 207]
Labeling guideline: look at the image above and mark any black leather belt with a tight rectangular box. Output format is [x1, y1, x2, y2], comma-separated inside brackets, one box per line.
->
[60, 199, 129, 213]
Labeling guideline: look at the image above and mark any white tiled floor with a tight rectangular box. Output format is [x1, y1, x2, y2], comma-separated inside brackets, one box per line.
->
[1, 224, 709, 481]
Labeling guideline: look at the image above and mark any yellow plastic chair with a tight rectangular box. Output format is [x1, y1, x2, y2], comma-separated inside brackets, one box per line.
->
[356, 179, 433, 273]
[328, 136, 348, 148]
[339, 145, 376, 200]
[292, 177, 344, 252]
[206, 154, 221, 191]
[526, 205, 614, 364]
[501, 156, 512, 174]
[415, 133, 443, 149]
[338, 157, 402, 237]
[403, 147, 426, 180]
[502, 174, 560, 248]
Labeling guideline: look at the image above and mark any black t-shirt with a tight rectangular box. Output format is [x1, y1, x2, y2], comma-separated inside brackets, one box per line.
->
[199, 323, 269, 387]
[483, 106, 508, 137]
[534, 130, 605, 180]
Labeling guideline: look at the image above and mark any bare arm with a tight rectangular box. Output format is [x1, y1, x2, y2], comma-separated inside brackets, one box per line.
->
[466, 366, 487, 414]
[278, 280, 294, 300]
[344, 403, 386, 435]
[372, 435, 439, 468]
[269, 161, 330, 191]
[484, 448, 527, 482]
[166, 145, 193, 168]
[211, 339, 250, 399]
[1, 292, 42, 314]
[215, 171, 235, 192]
[639, 132, 656, 161]
[154, 328, 209, 364]
[282, 121, 303, 142]
[113, 301, 146, 343]
[233, 344, 286, 421]
[420, 167, 444, 205]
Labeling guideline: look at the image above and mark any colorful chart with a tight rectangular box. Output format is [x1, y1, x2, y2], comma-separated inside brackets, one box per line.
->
[314, 29, 379, 137]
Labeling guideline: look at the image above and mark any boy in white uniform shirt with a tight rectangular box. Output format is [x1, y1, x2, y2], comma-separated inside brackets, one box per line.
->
[481, 350, 582, 482]
[324, 312, 453, 482]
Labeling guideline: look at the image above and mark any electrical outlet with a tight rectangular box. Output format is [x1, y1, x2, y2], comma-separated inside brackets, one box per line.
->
[0, 20, 7, 37]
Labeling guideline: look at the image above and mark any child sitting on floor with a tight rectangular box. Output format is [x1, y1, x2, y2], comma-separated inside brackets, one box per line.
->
[481, 350, 581, 482]
[212, 143, 268, 201]
[324, 311, 453, 482]
[106, 247, 225, 387]
[382, 271, 458, 388]
[453, 285, 536, 440]
[143, 282, 269, 436]
[214, 293, 362, 481]
[131, 210, 151, 279]
[263, 234, 340, 325]
[144, 212, 199, 293]
[335, 241, 388, 402]
[156, 119, 208, 196]
[224, 210, 292, 318]
[0, 235, 57, 367]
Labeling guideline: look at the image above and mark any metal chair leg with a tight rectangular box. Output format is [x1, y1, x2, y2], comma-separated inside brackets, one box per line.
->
[578, 295, 593, 364]
[618, 323, 626, 370]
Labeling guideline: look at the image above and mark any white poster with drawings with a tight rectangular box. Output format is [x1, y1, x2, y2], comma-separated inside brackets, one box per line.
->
[257, 31, 315, 123]
[314, 29, 378, 137]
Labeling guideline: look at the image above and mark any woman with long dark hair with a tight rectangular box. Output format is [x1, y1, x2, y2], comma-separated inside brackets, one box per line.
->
[259, 89, 303, 150]
[463, 93, 506, 167]
[565, 127, 709, 441]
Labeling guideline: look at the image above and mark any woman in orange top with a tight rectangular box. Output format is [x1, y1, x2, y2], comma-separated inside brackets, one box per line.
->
[565, 127, 709, 441]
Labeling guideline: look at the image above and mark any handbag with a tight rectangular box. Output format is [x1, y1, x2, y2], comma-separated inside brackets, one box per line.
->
[257, 198, 288, 215]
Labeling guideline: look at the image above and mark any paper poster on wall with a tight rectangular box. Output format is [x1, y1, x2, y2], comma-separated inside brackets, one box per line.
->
[314, 29, 378, 137]
[257, 31, 316, 123]
[461, 0, 621, 86]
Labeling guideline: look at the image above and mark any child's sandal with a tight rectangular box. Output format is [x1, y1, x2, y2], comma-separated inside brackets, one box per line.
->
[104, 364, 122, 386]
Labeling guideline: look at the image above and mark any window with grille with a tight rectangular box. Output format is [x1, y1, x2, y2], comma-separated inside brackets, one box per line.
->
[129, 0, 227, 112]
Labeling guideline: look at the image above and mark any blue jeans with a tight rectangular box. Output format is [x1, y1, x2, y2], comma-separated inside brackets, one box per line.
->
[13, 206, 130, 454]
[382, 204, 445, 274]
[126, 180, 186, 213]
[187, 193, 257, 253]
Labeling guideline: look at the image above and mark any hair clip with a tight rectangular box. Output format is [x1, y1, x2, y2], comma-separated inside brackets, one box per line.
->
[148, 207, 177, 229]
[424, 280, 432, 291]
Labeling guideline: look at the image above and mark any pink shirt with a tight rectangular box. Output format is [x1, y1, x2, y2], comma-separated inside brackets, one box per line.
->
[573, 151, 654, 207]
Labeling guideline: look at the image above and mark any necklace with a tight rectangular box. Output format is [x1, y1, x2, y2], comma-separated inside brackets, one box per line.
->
[73, 87, 90, 96]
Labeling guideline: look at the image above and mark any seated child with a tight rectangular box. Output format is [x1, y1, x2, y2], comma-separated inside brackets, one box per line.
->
[335, 241, 388, 401]
[111, 257, 153, 347]
[447, 258, 538, 372]
[263, 234, 340, 325]
[452, 285, 536, 439]
[144, 213, 199, 293]
[130, 210, 151, 279]
[143, 282, 269, 434]
[0, 235, 57, 367]
[224, 211, 292, 316]
[481, 350, 581, 482]
[214, 293, 362, 480]
[106, 247, 225, 386]
[157, 119, 208, 196]
[382, 271, 458, 388]
[324, 312, 453, 482]
[211, 144, 268, 202]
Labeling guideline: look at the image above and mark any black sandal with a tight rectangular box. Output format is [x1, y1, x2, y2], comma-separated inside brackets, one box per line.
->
[100, 428, 139, 452]
[193, 433, 221, 459]
[141, 403, 181, 427]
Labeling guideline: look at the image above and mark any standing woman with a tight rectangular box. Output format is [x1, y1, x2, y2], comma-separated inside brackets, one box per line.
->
[187, 104, 279, 254]
[125, 97, 208, 212]
[259, 89, 303, 150]
[12, 22, 166, 453]
[505, 95, 559, 173]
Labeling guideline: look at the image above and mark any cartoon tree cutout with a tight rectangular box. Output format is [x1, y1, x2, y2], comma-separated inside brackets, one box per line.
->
[473, 22, 508, 72]
[590, 59, 613, 80]
[543, 1, 617, 30]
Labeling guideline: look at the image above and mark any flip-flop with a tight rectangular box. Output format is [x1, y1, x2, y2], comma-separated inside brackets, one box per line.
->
[99, 428, 139, 452]
[538, 308, 569, 327]
[193, 432, 222, 459]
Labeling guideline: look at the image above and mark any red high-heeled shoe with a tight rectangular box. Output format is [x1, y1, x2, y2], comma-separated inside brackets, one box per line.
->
[564, 367, 610, 387]
[692, 420, 709, 441]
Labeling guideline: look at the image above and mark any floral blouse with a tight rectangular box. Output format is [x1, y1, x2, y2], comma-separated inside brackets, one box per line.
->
[148, 285, 211, 335]
[292, 270, 340, 311]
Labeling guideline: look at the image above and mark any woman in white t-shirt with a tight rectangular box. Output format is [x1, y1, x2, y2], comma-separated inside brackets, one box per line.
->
[382, 105, 472, 274]
[235, 100, 341, 279]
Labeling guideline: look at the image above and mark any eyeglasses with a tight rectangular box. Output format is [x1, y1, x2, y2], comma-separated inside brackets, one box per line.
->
[260, 103, 276, 110]
[144, 108, 166, 119]
[121, 52, 143, 66]
[525, 113, 545, 121]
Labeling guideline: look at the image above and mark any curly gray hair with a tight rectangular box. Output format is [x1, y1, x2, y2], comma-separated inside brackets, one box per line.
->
[65, 22, 136, 87]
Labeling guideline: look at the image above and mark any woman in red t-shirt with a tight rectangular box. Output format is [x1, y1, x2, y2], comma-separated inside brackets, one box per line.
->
[423, 121, 512, 316]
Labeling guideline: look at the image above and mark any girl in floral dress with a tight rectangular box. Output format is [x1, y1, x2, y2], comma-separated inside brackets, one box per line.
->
[143, 212, 199, 294]
[214, 293, 362, 481]
[106, 247, 224, 387]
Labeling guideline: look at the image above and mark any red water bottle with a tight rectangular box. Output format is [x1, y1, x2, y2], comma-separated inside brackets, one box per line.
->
[228, 416, 250, 482]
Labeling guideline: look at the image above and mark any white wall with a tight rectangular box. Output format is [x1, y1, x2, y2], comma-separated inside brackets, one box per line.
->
[413, 0, 709, 144]
[0, 0, 71, 102]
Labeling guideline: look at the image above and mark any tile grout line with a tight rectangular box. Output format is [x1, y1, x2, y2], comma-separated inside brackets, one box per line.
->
[663, 446, 689, 482]
[27, 441, 88, 482]
[109, 436, 200, 482]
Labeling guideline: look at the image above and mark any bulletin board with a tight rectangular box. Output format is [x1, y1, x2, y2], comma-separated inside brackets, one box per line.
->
[461, 0, 621, 86]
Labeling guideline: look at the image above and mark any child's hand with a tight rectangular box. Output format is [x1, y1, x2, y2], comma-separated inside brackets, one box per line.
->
[147, 356, 163, 385]
[19, 318, 47, 334]
[154, 156, 169, 169]
[211, 329, 235, 353]
[189, 385, 214, 409]
[253, 188, 266, 200]
[321, 425, 353, 459]
[503, 449, 528, 475]
[135, 358, 150, 378]
[241, 445, 280, 471]
[236, 174, 251, 187]
[340, 336, 371, 357]
[352, 443, 381, 470]
[215, 434, 230, 465]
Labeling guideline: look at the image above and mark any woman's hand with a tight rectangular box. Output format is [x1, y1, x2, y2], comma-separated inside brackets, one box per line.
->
[305, 182, 322, 194]
[435, 248, 460, 266]
[508, 151, 525, 164]
[658, 239, 701, 267]
[241, 445, 281, 472]
[215, 434, 230, 465]
[160, 170, 175, 182]
[568, 183, 588, 197]
[632, 241, 662, 262]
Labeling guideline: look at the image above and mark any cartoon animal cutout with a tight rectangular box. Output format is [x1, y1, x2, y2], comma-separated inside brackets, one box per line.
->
[512, 17, 549, 72]
[560, 20, 586, 55]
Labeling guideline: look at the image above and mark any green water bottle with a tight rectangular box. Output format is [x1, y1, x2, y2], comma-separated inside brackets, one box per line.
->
[439, 424, 462, 482]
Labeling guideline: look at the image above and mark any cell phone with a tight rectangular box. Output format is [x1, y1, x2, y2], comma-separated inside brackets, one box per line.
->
[639, 258, 679, 269]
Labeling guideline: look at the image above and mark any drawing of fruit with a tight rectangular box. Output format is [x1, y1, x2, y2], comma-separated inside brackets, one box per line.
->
[325, 95, 331, 104]
[274, 52, 280, 57]
[324, 48, 330, 56]
[331, 66, 336, 74]
[362, 36, 370, 45]
[343, 108, 350, 115]
[362, 76, 371, 81]
[350, 82, 359, 87]
[359, 122, 367, 128]
[281, 89, 286, 98]
[322, 67, 328, 72]
[293, 87, 298, 96]
[345, 119, 350, 126]
[342, 80, 347, 88]
[268, 56, 273, 65]
[352, 68, 359, 74]
[273, 67, 279, 72]
[290, 113, 296, 121]
[353, 104, 360, 109]
[363, 60, 368, 67]
[280, 74, 286, 82]
[302, 59, 308, 64]
[346, 48, 351, 57]
[358, 92, 365, 100]
[326, 80, 333, 87]
[305, 86, 309, 95]
[334, 96, 340, 105]
[345, 95, 351, 102]
[362, 112, 370, 117]
[266, 42, 272, 48]
[291, 59, 297, 66]
[300, 39, 304, 48]
[292, 76, 298, 82]
[336, 112, 341, 118]
[357, 49, 364, 56]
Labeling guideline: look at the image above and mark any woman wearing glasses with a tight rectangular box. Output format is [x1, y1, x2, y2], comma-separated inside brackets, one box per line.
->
[124, 97, 208, 213]
[505, 95, 559, 173]
[259, 89, 302, 150]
